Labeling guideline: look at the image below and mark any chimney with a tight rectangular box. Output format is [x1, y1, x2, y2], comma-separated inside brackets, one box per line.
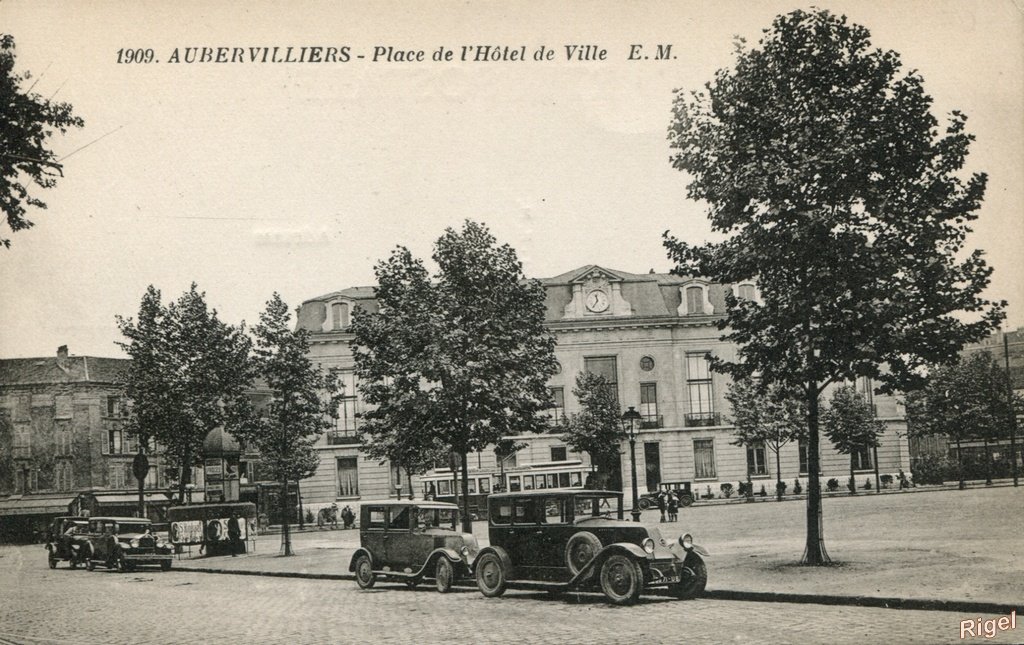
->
[57, 345, 69, 360]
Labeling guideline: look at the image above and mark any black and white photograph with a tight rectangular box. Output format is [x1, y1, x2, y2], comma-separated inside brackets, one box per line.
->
[0, 1, 1021, 643]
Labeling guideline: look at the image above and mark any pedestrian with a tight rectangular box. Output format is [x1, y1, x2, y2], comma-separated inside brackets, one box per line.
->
[668, 492, 679, 522]
[341, 505, 354, 529]
[657, 490, 667, 523]
[227, 511, 242, 557]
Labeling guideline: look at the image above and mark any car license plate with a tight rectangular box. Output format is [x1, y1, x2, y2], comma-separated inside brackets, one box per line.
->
[665, 574, 680, 584]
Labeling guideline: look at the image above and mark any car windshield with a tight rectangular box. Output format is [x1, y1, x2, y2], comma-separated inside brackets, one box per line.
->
[417, 507, 457, 529]
[573, 494, 622, 519]
[118, 523, 150, 534]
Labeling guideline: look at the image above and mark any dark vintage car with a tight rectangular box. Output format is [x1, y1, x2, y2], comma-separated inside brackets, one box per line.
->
[638, 482, 694, 510]
[82, 517, 173, 572]
[349, 501, 478, 593]
[474, 490, 708, 605]
[45, 516, 90, 569]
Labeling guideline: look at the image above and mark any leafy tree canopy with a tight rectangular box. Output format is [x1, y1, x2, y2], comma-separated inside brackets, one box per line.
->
[822, 385, 883, 454]
[560, 371, 624, 471]
[727, 377, 806, 451]
[116, 284, 253, 503]
[665, 8, 1004, 396]
[1, 34, 84, 248]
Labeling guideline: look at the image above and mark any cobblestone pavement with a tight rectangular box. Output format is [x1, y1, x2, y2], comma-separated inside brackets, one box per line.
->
[1, 545, 1019, 645]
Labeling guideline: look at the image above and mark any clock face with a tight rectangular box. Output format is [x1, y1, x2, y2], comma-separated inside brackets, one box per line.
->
[586, 289, 609, 313]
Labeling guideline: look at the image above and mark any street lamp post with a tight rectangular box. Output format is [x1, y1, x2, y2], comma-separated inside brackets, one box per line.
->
[621, 406, 643, 522]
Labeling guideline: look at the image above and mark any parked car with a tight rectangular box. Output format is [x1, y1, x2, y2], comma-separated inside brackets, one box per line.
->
[474, 489, 708, 605]
[348, 501, 478, 593]
[81, 516, 173, 572]
[45, 516, 89, 569]
[638, 482, 694, 510]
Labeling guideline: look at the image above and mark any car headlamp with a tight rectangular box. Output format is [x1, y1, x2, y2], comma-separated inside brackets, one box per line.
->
[679, 534, 693, 551]
[642, 538, 656, 554]
[460, 545, 470, 557]
[130, 538, 140, 548]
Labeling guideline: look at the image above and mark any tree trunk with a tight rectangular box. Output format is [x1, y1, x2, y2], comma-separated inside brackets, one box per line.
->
[177, 445, 192, 505]
[460, 451, 472, 534]
[849, 455, 856, 495]
[775, 448, 783, 502]
[297, 480, 304, 529]
[802, 386, 830, 565]
[745, 457, 754, 503]
[983, 436, 993, 485]
[280, 478, 292, 556]
[956, 439, 966, 489]
[872, 445, 880, 493]
[405, 466, 414, 500]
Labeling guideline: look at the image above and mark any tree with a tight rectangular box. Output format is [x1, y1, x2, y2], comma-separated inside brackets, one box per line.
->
[665, 9, 1004, 564]
[726, 378, 805, 501]
[906, 352, 1019, 488]
[352, 220, 558, 531]
[234, 293, 341, 555]
[117, 284, 253, 504]
[822, 386, 883, 495]
[1, 34, 84, 248]
[560, 372, 624, 485]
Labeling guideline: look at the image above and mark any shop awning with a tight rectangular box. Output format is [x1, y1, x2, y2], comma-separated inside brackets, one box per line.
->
[89, 492, 173, 506]
[0, 495, 76, 517]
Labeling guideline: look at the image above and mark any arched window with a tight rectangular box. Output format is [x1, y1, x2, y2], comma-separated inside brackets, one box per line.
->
[322, 300, 352, 331]
[678, 282, 714, 316]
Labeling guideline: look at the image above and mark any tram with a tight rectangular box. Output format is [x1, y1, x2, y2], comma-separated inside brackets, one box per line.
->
[420, 460, 590, 519]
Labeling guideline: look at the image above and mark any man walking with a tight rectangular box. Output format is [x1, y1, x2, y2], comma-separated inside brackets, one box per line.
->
[227, 511, 242, 557]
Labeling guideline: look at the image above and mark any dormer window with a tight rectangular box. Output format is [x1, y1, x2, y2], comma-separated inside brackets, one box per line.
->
[737, 284, 756, 301]
[678, 281, 714, 316]
[323, 299, 352, 331]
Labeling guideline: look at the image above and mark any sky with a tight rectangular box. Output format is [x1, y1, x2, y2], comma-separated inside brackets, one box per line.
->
[1, 0, 1022, 359]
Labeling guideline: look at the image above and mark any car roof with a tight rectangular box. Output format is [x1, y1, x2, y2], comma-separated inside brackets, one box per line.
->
[488, 489, 621, 499]
[89, 516, 151, 523]
[359, 500, 459, 510]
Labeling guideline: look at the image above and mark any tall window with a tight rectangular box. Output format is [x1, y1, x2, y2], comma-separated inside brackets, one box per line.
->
[337, 457, 359, 497]
[55, 394, 72, 419]
[746, 443, 767, 476]
[56, 428, 72, 456]
[331, 302, 350, 330]
[548, 387, 565, 424]
[106, 396, 122, 417]
[640, 382, 659, 428]
[56, 461, 74, 491]
[550, 446, 567, 462]
[685, 286, 705, 314]
[330, 372, 360, 443]
[693, 439, 717, 479]
[584, 356, 618, 404]
[686, 354, 714, 420]
[109, 463, 127, 488]
[13, 426, 31, 458]
[108, 427, 124, 454]
[798, 440, 809, 475]
[852, 446, 873, 471]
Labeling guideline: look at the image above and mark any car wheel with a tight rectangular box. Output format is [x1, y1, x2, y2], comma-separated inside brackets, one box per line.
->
[354, 554, 376, 589]
[638, 498, 652, 511]
[599, 554, 643, 605]
[435, 558, 454, 593]
[475, 552, 507, 598]
[680, 495, 694, 508]
[671, 555, 707, 599]
[160, 560, 172, 571]
[565, 532, 602, 576]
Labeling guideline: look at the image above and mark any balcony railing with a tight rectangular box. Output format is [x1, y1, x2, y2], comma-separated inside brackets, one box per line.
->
[326, 431, 360, 446]
[640, 415, 663, 430]
[684, 412, 721, 428]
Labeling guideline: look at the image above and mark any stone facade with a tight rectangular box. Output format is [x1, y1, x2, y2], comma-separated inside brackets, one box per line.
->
[294, 265, 911, 511]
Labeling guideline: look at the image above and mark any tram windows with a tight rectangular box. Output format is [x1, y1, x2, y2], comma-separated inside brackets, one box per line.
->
[509, 476, 521, 492]
[570, 472, 582, 487]
[479, 477, 491, 493]
[523, 475, 534, 490]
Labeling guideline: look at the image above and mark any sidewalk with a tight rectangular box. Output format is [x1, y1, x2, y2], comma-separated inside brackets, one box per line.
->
[173, 485, 1024, 613]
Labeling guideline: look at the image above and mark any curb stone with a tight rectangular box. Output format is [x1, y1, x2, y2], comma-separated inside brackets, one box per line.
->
[176, 566, 1021, 615]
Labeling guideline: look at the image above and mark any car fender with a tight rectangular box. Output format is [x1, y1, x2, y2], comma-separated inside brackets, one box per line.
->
[423, 548, 466, 576]
[475, 545, 513, 578]
[569, 542, 648, 585]
[348, 547, 374, 573]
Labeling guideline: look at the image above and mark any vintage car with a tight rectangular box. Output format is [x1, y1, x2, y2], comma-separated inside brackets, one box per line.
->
[349, 501, 478, 593]
[474, 490, 708, 605]
[82, 516, 173, 572]
[638, 482, 694, 510]
[45, 516, 90, 568]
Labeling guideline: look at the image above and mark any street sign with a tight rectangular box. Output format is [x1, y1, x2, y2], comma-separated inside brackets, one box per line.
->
[131, 453, 150, 481]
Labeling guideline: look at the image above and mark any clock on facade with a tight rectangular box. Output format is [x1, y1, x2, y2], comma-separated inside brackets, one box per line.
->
[585, 289, 609, 313]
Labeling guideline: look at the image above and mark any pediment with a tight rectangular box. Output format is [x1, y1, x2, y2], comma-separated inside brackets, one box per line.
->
[566, 265, 628, 284]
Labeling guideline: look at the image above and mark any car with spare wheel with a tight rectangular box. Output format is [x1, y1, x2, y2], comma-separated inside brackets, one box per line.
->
[82, 516, 173, 572]
[45, 516, 90, 569]
[349, 501, 478, 593]
[474, 489, 708, 605]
